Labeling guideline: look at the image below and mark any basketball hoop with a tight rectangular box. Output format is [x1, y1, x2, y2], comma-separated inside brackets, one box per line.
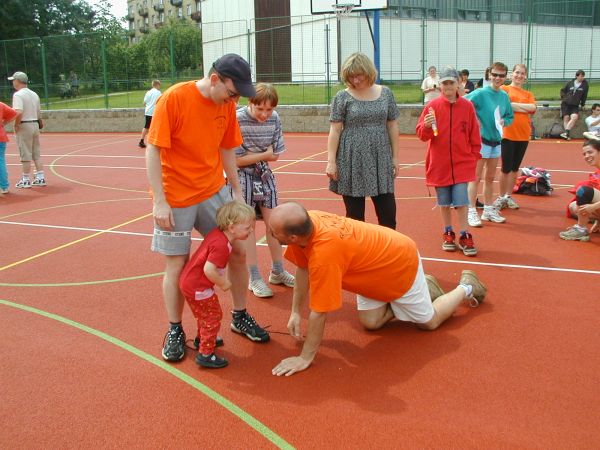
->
[332, 3, 355, 18]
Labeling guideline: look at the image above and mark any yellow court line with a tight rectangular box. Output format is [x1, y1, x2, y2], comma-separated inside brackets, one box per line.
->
[273, 150, 328, 172]
[0, 213, 152, 272]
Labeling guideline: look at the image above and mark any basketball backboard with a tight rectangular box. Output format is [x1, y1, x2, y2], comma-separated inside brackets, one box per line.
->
[310, 0, 389, 15]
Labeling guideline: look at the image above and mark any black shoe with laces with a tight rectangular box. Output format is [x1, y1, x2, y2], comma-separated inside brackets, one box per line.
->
[231, 311, 270, 343]
[475, 199, 484, 209]
[195, 353, 228, 369]
[138, 139, 146, 148]
[193, 335, 224, 350]
[162, 327, 186, 361]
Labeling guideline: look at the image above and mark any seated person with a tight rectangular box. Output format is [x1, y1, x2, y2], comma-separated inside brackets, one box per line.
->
[583, 103, 600, 141]
[559, 140, 600, 242]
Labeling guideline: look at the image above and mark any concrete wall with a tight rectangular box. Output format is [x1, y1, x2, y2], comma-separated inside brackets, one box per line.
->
[38, 105, 586, 138]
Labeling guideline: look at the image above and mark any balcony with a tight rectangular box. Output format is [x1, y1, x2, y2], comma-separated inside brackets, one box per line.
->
[138, 7, 149, 16]
[140, 25, 150, 33]
[127, 12, 135, 21]
[191, 11, 201, 21]
[170, 0, 183, 6]
[153, 3, 164, 12]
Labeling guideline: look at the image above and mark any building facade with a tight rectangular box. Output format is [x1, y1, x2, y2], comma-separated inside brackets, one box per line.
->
[126, 0, 203, 42]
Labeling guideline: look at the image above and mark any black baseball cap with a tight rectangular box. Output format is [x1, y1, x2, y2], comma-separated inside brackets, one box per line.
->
[212, 54, 255, 98]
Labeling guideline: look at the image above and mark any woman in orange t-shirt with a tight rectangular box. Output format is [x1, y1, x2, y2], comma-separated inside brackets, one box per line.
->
[497, 64, 537, 210]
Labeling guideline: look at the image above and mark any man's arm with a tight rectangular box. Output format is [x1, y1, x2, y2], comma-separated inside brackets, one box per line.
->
[220, 147, 242, 201]
[146, 143, 174, 230]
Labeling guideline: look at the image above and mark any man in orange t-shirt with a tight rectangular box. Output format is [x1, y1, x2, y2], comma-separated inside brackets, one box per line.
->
[269, 202, 488, 377]
[146, 54, 270, 363]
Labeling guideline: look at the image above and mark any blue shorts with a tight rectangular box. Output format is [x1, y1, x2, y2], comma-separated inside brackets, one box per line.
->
[435, 183, 469, 207]
[480, 143, 501, 159]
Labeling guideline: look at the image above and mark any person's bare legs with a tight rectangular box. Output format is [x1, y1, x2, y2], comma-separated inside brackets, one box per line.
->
[499, 170, 517, 197]
[163, 255, 187, 322]
[482, 157, 499, 206]
[456, 205, 468, 230]
[358, 304, 394, 330]
[440, 205, 452, 228]
[468, 159, 486, 207]
[418, 287, 468, 330]
[566, 113, 579, 132]
[228, 239, 248, 310]
[260, 207, 284, 266]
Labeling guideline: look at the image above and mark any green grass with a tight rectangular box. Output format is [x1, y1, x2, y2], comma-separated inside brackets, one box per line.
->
[39, 80, 600, 110]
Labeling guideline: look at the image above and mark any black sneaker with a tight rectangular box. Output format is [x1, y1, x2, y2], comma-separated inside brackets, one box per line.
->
[138, 139, 146, 148]
[193, 335, 224, 349]
[231, 311, 270, 342]
[475, 199, 484, 209]
[195, 353, 228, 369]
[162, 327, 186, 361]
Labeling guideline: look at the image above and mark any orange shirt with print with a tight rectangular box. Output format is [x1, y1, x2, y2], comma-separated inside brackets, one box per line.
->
[284, 211, 420, 313]
[501, 85, 536, 141]
[148, 81, 242, 208]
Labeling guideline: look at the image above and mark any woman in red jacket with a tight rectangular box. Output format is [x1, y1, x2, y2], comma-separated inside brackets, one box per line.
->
[416, 66, 482, 256]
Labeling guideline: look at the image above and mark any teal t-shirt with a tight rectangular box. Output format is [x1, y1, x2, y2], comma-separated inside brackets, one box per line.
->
[465, 86, 513, 143]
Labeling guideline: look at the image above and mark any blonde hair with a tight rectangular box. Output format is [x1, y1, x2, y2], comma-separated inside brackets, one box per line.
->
[250, 83, 278, 107]
[340, 52, 377, 88]
[512, 64, 528, 75]
[152, 79, 161, 88]
[216, 201, 255, 230]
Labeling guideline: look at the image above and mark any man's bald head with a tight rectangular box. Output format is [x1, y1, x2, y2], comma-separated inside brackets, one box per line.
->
[269, 202, 313, 243]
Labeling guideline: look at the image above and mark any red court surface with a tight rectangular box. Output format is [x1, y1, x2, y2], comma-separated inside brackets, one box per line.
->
[1, 133, 599, 449]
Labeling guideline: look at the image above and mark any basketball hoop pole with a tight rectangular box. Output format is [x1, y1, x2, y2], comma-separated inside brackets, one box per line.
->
[363, 10, 381, 84]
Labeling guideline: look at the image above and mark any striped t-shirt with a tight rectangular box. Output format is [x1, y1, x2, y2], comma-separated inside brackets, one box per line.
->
[235, 106, 285, 159]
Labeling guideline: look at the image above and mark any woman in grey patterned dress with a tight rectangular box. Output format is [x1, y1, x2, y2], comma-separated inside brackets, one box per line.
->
[325, 52, 400, 229]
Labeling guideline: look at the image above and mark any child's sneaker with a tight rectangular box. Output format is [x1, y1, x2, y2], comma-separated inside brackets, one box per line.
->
[268, 270, 295, 287]
[559, 225, 590, 241]
[481, 207, 506, 223]
[504, 195, 519, 209]
[468, 208, 482, 227]
[15, 179, 31, 189]
[459, 270, 487, 306]
[457, 232, 478, 256]
[493, 196, 507, 210]
[425, 274, 445, 302]
[1, 188, 9, 194]
[248, 278, 273, 297]
[442, 230, 456, 251]
[195, 353, 228, 369]
[32, 178, 46, 187]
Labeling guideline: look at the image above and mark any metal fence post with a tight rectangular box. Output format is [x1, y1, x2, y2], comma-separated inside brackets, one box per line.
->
[101, 36, 108, 109]
[325, 22, 331, 104]
[169, 31, 176, 84]
[40, 38, 49, 109]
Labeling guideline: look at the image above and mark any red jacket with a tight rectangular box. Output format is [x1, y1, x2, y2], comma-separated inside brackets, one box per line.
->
[416, 95, 481, 187]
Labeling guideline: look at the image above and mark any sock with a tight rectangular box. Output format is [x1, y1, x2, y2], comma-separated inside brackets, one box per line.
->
[35, 170, 44, 180]
[460, 230, 467, 237]
[271, 260, 284, 274]
[232, 308, 246, 318]
[22, 173, 31, 181]
[444, 226, 453, 233]
[169, 321, 182, 331]
[248, 265, 261, 282]
[458, 284, 473, 298]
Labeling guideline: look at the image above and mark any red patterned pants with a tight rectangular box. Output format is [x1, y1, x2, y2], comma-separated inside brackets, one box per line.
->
[185, 293, 223, 355]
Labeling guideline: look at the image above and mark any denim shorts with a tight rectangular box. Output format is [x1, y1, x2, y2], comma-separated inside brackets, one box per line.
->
[480, 143, 501, 159]
[435, 183, 469, 207]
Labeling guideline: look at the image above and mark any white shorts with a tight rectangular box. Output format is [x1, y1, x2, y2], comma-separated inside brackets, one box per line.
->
[356, 258, 434, 324]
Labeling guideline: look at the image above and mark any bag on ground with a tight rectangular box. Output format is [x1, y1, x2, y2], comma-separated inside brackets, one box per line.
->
[513, 166, 553, 196]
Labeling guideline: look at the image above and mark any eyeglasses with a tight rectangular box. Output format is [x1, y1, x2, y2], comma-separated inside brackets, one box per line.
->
[490, 72, 507, 78]
[218, 75, 240, 98]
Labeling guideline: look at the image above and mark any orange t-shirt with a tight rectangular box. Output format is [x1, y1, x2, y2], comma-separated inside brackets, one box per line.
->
[148, 81, 242, 208]
[501, 85, 536, 141]
[284, 211, 420, 313]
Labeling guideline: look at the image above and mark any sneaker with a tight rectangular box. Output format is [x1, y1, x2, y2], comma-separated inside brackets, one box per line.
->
[269, 270, 295, 287]
[559, 225, 590, 242]
[138, 140, 147, 148]
[193, 335, 224, 349]
[459, 270, 487, 306]
[481, 207, 506, 223]
[442, 231, 457, 251]
[248, 278, 273, 298]
[468, 208, 482, 227]
[162, 327, 186, 361]
[583, 131, 600, 141]
[15, 179, 31, 189]
[504, 195, 519, 209]
[231, 311, 270, 342]
[559, 132, 571, 141]
[425, 274, 445, 302]
[195, 353, 228, 369]
[32, 178, 46, 187]
[493, 196, 507, 210]
[1, 188, 8, 194]
[475, 199, 484, 209]
[457, 232, 478, 257]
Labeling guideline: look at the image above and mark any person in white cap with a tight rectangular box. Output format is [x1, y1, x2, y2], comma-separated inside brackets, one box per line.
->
[8, 71, 46, 188]
[145, 53, 270, 364]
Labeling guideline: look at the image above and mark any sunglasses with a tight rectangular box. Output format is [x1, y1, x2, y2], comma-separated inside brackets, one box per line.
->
[218, 75, 239, 98]
[490, 72, 507, 78]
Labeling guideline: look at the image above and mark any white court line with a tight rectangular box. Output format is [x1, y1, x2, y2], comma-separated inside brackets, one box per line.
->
[1, 220, 598, 276]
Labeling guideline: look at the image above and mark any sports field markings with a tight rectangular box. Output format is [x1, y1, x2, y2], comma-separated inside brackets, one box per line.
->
[0, 299, 294, 450]
[0, 213, 151, 272]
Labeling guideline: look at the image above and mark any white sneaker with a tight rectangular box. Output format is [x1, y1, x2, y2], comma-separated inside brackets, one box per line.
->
[15, 179, 31, 189]
[32, 178, 47, 187]
[493, 196, 507, 210]
[468, 208, 482, 227]
[481, 207, 506, 223]
[268, 270, 295, 287]
[248, 278, 273, 298]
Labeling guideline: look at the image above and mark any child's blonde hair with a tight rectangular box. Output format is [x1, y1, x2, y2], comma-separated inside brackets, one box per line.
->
[249, 83, 278, 107]
[216, 201, 255, 230]
[340, 52, 377, 88]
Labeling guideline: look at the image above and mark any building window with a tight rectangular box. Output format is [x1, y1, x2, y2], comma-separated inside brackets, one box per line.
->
[187, 4, 191, 15]
[177, 7, 182, 18]
[159, 12, 164, 21]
